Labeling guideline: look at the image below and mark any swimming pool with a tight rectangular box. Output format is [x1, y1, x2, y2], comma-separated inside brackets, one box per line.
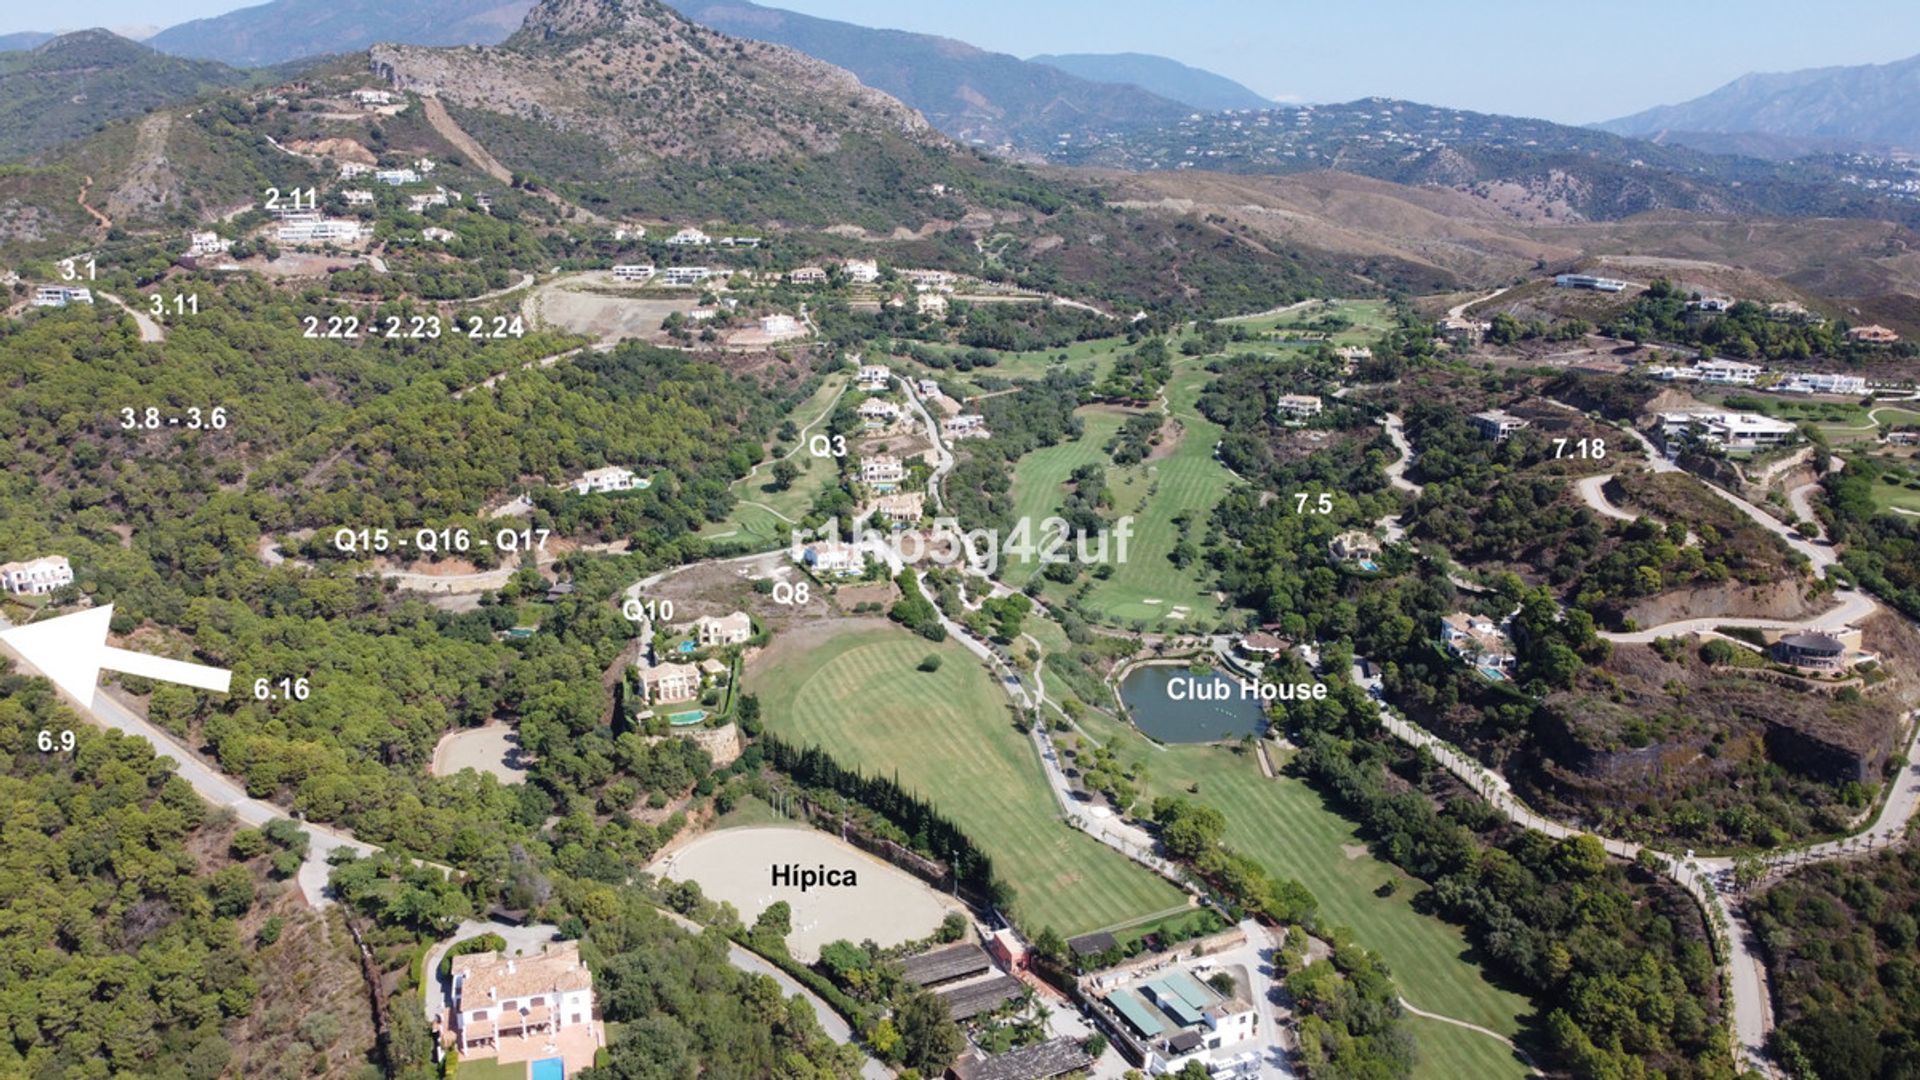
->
[1357, 559, 1379, 572]
[531, 1058, 565, 1080]
[667, 710, 706, 726]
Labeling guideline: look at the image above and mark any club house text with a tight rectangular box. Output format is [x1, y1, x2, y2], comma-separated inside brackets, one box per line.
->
[772, 863, 859, 892]
[1165, 675, 1327, 702]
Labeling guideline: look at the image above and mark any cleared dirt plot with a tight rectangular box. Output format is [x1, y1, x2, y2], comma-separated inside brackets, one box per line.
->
[651, 825, 964, 961]
[429, 722, 529, 784]
[529, 272, 693, 343]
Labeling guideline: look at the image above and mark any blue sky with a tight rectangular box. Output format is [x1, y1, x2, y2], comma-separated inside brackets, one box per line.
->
[14, 0, 1920, 124]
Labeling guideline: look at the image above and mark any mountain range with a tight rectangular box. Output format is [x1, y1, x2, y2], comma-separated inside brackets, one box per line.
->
[146, 0, 537, 67]
[0, 30, 252, 159]
[1600, 51, 1920, 155]
[1025, 52, 1271, 111]
[666, 0, 1192, 151]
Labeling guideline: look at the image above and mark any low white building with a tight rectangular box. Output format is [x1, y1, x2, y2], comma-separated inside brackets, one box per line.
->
[350, 88, 394, 106]
[1779, 372, 1868, 396]
[0, 555, 73, 596]
[1695, 359, 1761, 386]
[789, 266, 827, 285]
[422, 227, 457, 243]
[407, 186, 454, 212]
[1470, 409, 1531, 441]
[797, 541, 863, 576]
[571, 466, 640, 495]
[665, 227, 712, 247]
[759, 313, 801, 337]
[374, 168, 420, 186]
[338, 162, 373, 180]
[944, 414, 988, 439]
[1657, 410, 1799, 454]
[1554, 273, 1628, 292]
[842, 258, 880, 284]
[32, 286, 93, 308]
[917, 378, 940, 398]
[343, 189, 375, 206]
[660, 266, 712, 287]
[186, 231, 231, 257]
[858, 365, 892, 391]
[277, 218, 367, 246]
[612, 264, 656, 283]
[613, 224, 646, 241]
[1273, 394, 1323, 423]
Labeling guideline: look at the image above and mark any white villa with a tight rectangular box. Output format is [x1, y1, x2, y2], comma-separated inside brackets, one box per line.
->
[858, 365, 893, 391]
[571, 466, 641, 495]
[445, 941, 602, 1069]
[343, 189, 375, 206]
[861, 455, 907, 488]
[0, 555, 73, 596]
[186, 231, 231, 257]
[789, 266, 827, 285]
[1274, 394, 1323, 423]
[1334, 345, 1371, 372]
[691, 611, 753, 647]
[32, 286, 92, 308]
[797, 541, 863, 576]
[338, 162, 373, 180]
[842, 258, 880, 284]
[759, 313, 802, 337]
[277, 218, 368, 246]
[687, 611, 752, 641]
[1329, 531, 1382, 565]
[917, 378, 940, 398]
[859, 399, 901, 427]
[636, 661, 701, 704]
[374, 168, 420, 186]
[660, 266, 712, 287]
[1656, 411, 1798, 454]
[1694, 359, 1761, 386]
[943, 414, 988, 439]
[665, 227, 712, 246]
[1440, 612, 1516, 676]
[612, 264, 656, 283]
[1779, 372, 1868, 396]
[916, 293, 948, 316]
[869, 491, 925, 524]
[1470, 409, 1531, 441]
[350, 88, 394, 106]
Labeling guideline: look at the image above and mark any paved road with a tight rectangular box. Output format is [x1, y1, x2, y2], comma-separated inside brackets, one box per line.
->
[0, 618, 376, 906]
[904, 380, 955, 513]
[1600, 588, 1880, 644]
[98, 290, 166, 343]
[1574, 474, 1637, 522]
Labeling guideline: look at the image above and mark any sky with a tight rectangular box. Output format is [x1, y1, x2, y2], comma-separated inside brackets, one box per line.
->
[10, 0, 1920, 124]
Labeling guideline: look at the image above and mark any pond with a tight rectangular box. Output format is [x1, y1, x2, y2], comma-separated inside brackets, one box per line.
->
[1117, 664, 1268, 743]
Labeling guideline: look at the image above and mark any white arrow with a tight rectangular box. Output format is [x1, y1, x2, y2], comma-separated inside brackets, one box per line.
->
[0, 605, 231, 707]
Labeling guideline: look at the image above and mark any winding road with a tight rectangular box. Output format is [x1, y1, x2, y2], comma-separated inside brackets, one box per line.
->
[98, 290, 166, 343]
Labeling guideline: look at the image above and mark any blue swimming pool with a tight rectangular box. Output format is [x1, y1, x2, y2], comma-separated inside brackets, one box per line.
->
[532, 1058, 565, 1080]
